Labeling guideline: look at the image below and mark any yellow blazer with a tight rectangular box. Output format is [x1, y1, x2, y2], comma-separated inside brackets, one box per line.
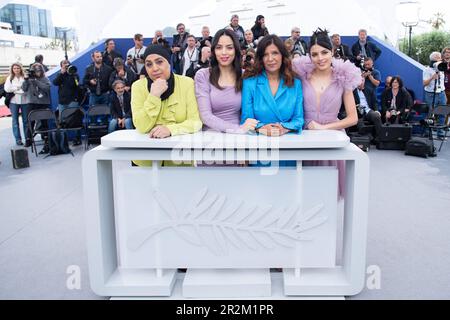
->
[131, 74, 202, 166]
[132, 74, 202, 135]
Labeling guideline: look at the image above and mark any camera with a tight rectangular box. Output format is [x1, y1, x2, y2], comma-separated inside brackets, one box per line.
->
[434, 61, 449, 72]
[157, 37, 164, 44]
[245, 55, 253, 62]
[26, 68, 36, 79]
[387, 108, 399, 124]
[389, 108, 398, 116]
[420, 117, 435, 126]
[356, 104, 365, 117]
[67, 64, 77, 75]
[334, 47, 343, 59]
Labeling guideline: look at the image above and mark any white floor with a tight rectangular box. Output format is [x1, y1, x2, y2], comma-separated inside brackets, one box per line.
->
[0, 117, 449, 300]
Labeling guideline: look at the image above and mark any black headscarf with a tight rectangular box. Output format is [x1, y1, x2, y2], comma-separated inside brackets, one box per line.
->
[143, 45, 175, 101]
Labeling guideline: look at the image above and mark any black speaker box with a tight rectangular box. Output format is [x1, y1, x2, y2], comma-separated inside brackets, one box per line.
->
[11, 148, 30, 169]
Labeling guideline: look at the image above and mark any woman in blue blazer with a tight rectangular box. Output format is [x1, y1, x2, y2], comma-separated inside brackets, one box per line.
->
[241, 34, 304, 136]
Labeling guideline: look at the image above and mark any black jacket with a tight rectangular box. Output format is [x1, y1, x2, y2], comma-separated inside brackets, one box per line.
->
[102, 50, 124, 68]
[108, 67, 138, 89]
[172, 33, 189, 58]
[251, 25, 269, 41]
[381, 88, 413, 114]
[334, 44, 354, 62]
[198, 36, 213, 49]
[83, 63, 113, 95]
[293, 38, 308, 56]
[110, 91, 132, 119]
[52, 72, 80, 105]
[351, 41, 382, 61]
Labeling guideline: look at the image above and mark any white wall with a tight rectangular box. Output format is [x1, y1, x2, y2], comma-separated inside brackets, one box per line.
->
[0, 47, 76, 70]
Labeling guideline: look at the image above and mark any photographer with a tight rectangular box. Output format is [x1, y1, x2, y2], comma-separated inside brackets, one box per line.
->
[152, 30, 171, 51]
[229, 15, 245, 43]
[361, 57, 381, 107]
[354, 78, 383, 141]
[102, 39, 123, 68]
[251, 15, 269, 44]
[126, 34, 147, 74]
[198, 26, 213, 50]
[181, 35, 199, 78]
[193, 46, 211, 76]
[108, 57, 137, 92]
[242, 48, 256, 78]
[240, 30, 256, 53]
[22, 63, 51, 154]
[289, 27, 308, 57]
[423, 51, 447, 138]
[30, 54, 49, 72]
[53, 59, 82, 145]
[108, 80, 133, 133]
[381, 76, 413, 124]
[351, 29, 382, 68]
[172, 23, 189, 75]
[442, 47, 450, 103]
[83, 51, 113, 106]
[331, 33, 353, 62]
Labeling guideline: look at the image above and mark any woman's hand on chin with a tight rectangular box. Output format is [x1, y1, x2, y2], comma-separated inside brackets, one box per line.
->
[307, 120, 326, 130]
[149, 125, 171, 139]
[150, 78, 168, 98]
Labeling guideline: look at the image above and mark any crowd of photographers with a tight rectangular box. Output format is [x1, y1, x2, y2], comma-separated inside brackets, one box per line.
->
[3, 14, 450, 153]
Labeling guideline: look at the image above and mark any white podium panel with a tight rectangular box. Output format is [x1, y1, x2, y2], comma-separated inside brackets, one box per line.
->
[114, 167, 338, 269]
[83, 131, 369, 298]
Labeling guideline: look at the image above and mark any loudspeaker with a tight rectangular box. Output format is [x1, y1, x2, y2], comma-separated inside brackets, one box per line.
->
[11, 148, 30, 169]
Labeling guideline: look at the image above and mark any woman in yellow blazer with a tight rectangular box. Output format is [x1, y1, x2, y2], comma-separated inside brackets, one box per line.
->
[131, 45, 202, 166]
[132, 45, 202, 137]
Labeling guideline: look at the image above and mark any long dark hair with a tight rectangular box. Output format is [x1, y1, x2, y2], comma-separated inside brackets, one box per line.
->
[209, 29, 242, 92]
[244, 34, 295, 87]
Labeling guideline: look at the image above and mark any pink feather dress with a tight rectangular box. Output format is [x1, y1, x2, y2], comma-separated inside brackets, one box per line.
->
[292, 56, 362, 197]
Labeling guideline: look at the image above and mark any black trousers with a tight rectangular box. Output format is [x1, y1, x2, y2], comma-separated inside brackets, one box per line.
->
[358, 110, 383, 139]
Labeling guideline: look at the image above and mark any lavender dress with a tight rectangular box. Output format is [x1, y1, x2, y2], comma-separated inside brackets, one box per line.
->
[292, 56, 362, 197]
[194, 68, 243, 133]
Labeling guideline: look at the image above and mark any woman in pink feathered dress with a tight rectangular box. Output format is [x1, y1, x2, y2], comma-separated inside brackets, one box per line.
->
[292, 28, 362, 197]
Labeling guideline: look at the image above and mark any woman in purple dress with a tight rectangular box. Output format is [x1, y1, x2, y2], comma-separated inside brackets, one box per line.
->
[292, 28, 361, 197]
[195, 29, 258, 133]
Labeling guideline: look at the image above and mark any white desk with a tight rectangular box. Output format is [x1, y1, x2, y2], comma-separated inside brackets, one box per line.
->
[83, 130, 369, 298]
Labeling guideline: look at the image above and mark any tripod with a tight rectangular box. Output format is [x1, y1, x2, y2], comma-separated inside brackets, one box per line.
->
[423, 75, 440, 157]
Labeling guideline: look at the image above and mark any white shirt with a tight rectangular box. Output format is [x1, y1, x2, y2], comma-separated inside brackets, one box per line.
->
[4, 75, 28, 105]
[357, 89, 371, 114]
[423, 67, 445, 93]
[126, 46, 147, 74]
[182, 47, 199, 76]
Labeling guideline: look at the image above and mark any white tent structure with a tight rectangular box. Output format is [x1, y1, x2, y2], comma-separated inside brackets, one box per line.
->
[0, 0, 439, 50]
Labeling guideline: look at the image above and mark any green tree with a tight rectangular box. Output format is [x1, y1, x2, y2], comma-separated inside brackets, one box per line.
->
[400, 30, 450, 64]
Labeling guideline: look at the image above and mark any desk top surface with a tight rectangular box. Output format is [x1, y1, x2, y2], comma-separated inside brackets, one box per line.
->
[101, 130, 350, 149]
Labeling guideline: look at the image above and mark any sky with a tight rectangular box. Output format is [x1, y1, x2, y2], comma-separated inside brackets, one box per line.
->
[1, 0, 449, 50]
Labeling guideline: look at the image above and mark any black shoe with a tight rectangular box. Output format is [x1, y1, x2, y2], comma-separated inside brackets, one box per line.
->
[72, 139, 82, 146]
[16, 140, 23, 146]
[24, 140, 32, 148]
[39, 145, 49, 154]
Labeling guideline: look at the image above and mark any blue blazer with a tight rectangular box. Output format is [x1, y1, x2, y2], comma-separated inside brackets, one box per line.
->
[241, 72, 304, 132]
